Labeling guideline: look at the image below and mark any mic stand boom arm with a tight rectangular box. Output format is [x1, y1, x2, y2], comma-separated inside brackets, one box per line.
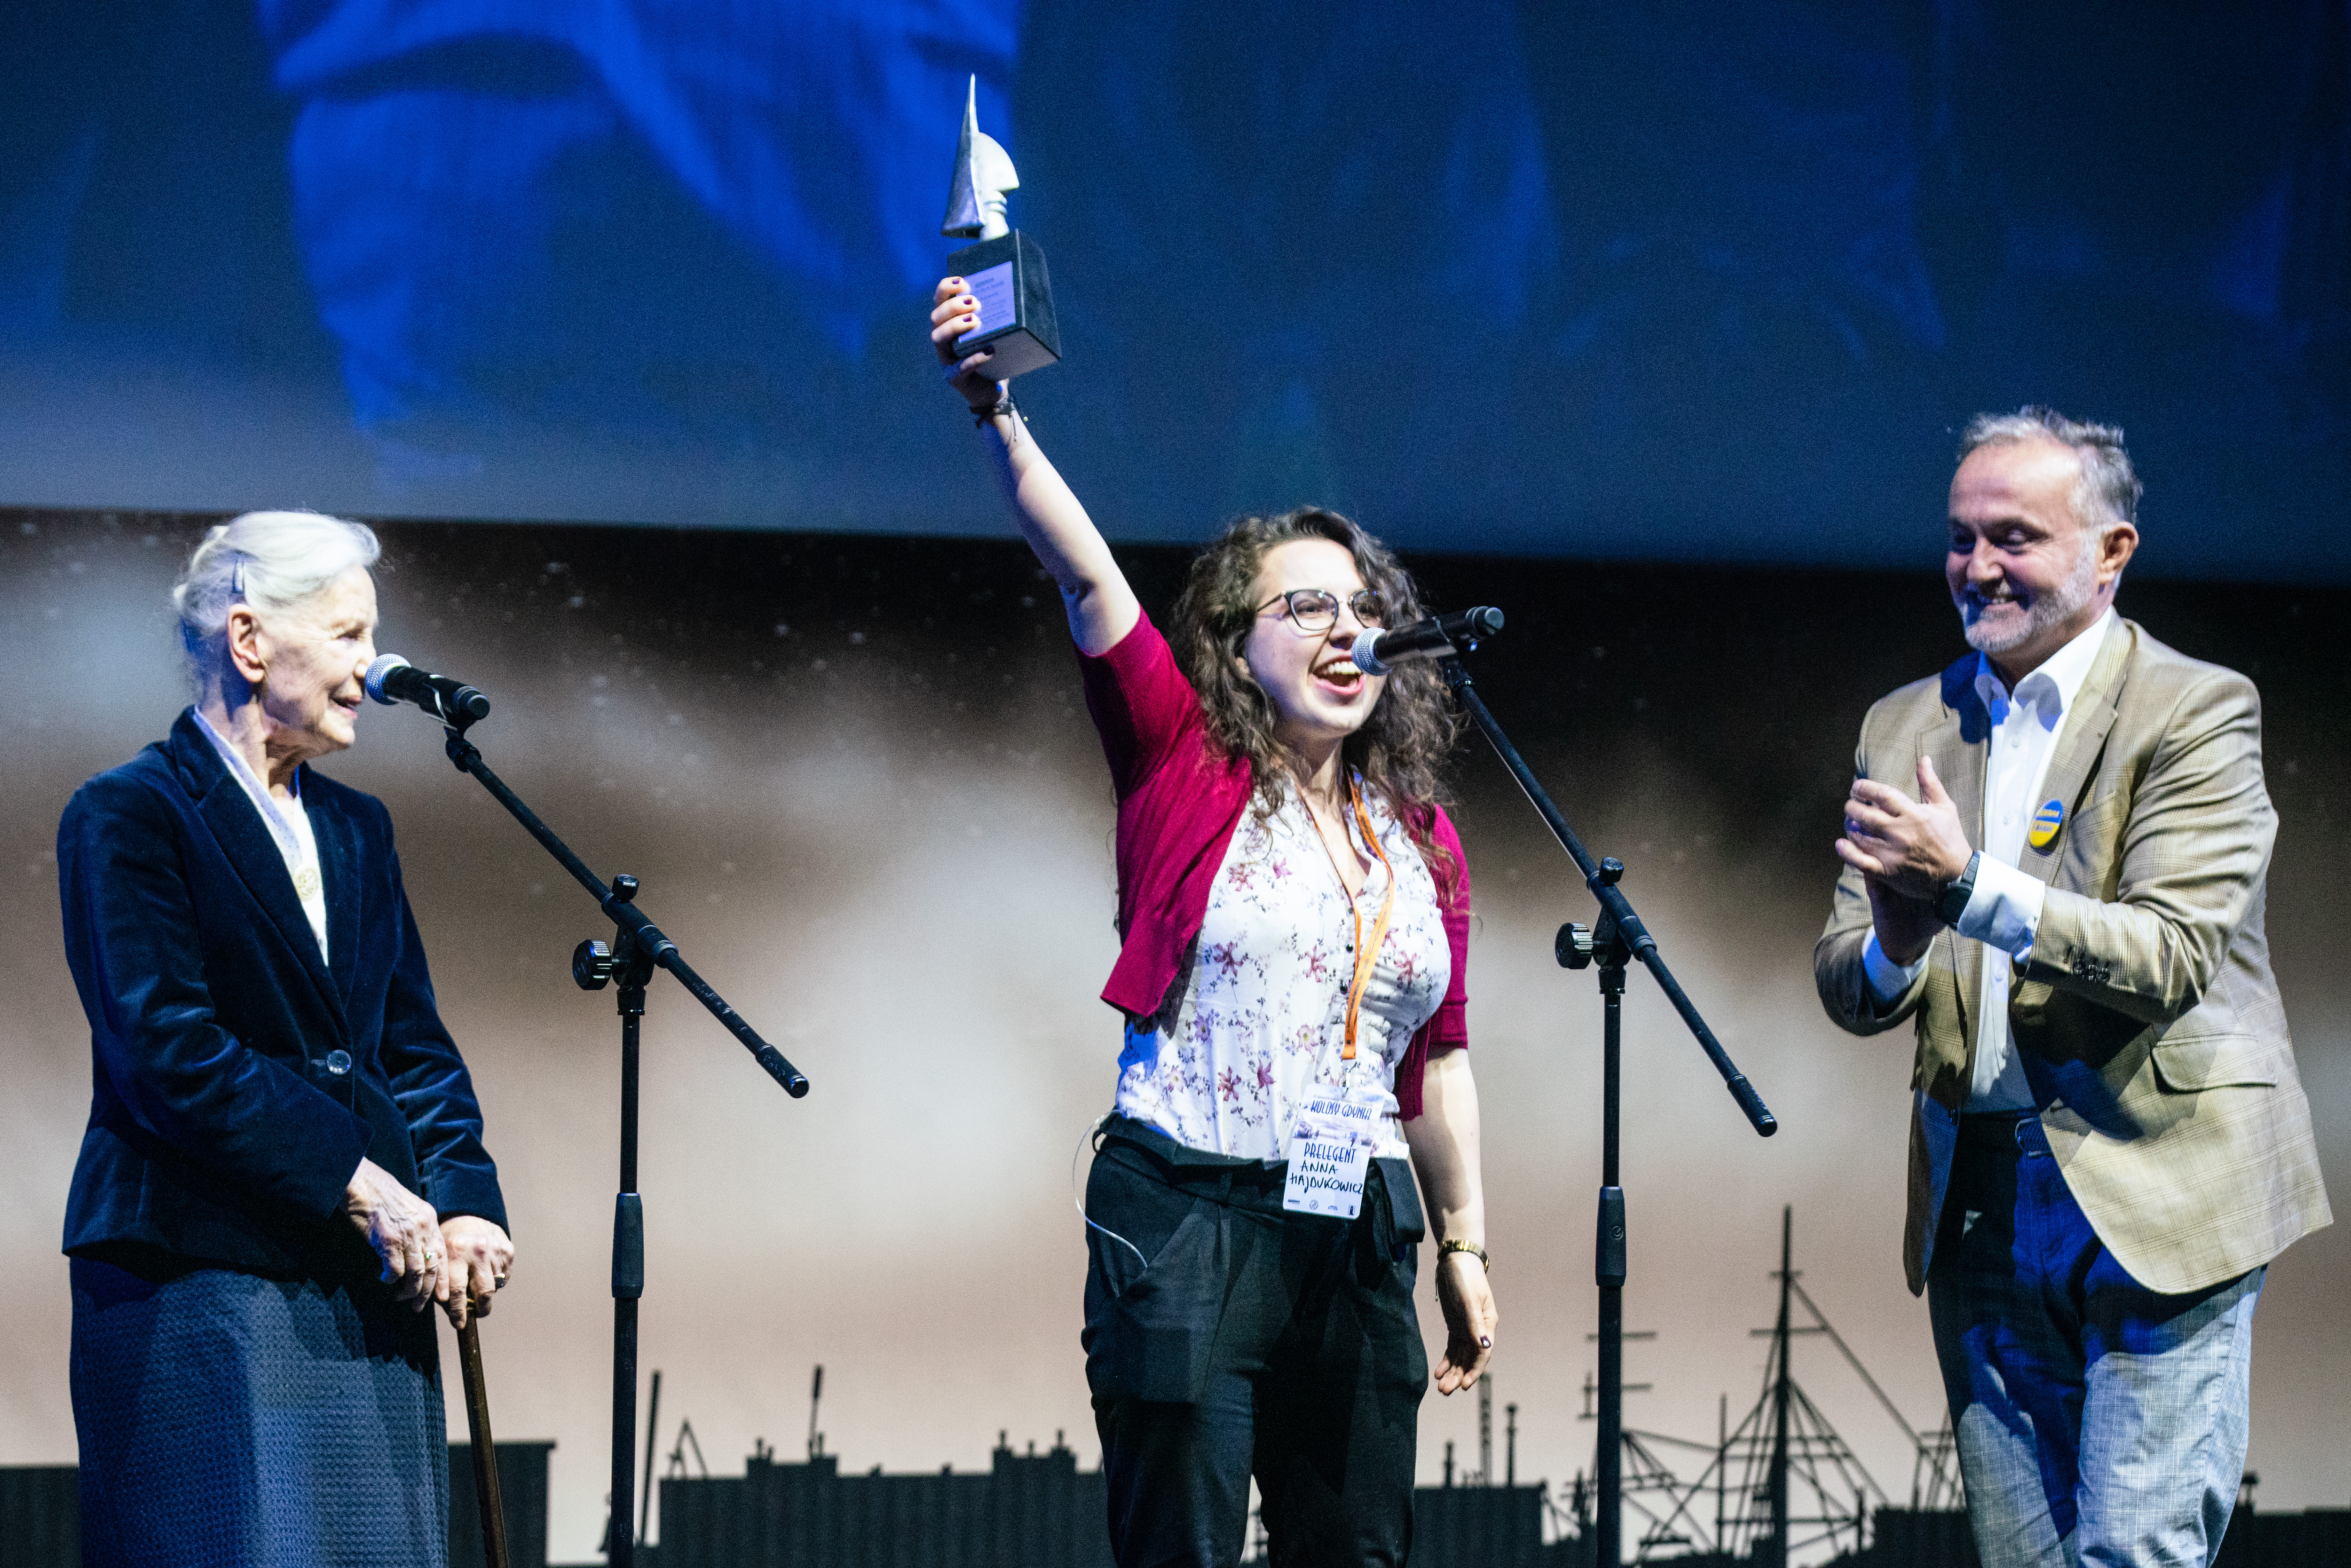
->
[434, 718, 807, 1568]
[440, 728, 808, 1097]
[1438, 656, 1772, 1568]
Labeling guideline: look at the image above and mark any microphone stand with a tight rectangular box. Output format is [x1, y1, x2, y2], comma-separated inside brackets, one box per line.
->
[423, 707, 808, 1568]
[1437, 654, 1775, 1568]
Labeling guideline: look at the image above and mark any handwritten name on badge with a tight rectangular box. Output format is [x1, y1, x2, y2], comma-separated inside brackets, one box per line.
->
[1282, 1096, 1375, 1220]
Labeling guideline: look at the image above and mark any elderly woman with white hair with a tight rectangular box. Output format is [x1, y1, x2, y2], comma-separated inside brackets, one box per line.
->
[56, 510, 513, 1566]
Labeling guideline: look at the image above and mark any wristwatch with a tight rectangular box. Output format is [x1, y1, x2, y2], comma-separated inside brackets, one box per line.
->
[1439, 1238, 1489, 1271]
[1936, 851, 1982, 926]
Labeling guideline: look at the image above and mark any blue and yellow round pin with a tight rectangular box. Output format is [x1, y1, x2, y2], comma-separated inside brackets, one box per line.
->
[2028, 798, 2065, 851]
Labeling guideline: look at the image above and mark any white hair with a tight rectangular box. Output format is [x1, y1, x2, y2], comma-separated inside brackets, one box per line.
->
[172, 510, 381, 689]
[1959, 406, 2143, 533]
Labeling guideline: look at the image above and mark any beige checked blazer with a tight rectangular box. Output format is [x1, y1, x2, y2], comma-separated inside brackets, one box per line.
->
[1816, 618, 2329, 1297]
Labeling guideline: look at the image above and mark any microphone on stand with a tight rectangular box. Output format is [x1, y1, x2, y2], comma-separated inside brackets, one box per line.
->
[364, 654, 491, 724]
[1352, 607, 1504, 677]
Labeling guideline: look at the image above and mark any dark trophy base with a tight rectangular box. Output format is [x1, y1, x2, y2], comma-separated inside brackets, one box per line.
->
[947, 231, 1060, 380]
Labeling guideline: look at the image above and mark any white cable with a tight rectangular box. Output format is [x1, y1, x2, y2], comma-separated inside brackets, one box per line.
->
[1073, 1112, 1149, 1269]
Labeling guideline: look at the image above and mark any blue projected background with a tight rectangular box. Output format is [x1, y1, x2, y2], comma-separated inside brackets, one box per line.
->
[2, 1, 2345, 577]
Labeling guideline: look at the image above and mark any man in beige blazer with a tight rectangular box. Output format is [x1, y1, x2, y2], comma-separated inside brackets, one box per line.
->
[1815, 409, 2328, 1568]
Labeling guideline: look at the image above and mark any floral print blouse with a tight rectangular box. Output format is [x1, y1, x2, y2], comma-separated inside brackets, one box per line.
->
[1113, 775, 1452, 1160]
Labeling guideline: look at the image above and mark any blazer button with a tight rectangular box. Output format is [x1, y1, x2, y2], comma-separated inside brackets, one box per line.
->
[325, 1049, 353, 1077]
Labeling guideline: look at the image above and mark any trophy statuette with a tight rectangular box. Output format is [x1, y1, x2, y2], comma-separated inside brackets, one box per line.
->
[941, 76, 1060, 380]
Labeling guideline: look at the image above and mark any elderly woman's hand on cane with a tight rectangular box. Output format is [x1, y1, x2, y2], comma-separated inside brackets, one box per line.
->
[439, 1215, 515, 1328]
[343, 1156, 448, 1311]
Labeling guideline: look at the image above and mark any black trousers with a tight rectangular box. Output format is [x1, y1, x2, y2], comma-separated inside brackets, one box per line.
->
[1082, 1117, 1426, 1568]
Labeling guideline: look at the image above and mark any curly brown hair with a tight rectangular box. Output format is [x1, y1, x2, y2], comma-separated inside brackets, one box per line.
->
[1168, 507, 1463, 892]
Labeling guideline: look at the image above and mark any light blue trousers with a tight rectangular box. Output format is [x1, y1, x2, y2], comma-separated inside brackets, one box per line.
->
[1927, 1115, 2262, 1568]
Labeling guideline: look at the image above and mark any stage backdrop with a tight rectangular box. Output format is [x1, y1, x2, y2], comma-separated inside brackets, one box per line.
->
[2, 509, 2345, 1562]
[2, 2, 2347, 577]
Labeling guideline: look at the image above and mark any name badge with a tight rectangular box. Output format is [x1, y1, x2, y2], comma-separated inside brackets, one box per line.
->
[1282, 1095, 1378, 1219]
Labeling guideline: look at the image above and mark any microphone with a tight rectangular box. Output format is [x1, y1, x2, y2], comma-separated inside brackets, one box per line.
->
[1352, 607, 1504, 677]
[364, 654, 491, 724]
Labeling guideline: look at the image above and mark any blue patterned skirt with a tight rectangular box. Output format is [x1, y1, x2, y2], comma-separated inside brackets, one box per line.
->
[70, 1256, 448, 1568]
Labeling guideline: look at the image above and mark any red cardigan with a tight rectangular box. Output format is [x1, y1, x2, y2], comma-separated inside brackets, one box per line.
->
[1076, 611, 1470, 1120]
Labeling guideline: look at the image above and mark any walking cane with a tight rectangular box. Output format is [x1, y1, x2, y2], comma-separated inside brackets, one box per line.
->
[456, 1314, 512, 1568]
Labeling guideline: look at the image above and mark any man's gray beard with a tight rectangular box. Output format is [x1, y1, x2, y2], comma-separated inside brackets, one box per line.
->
[1958, 532, 2099, 656]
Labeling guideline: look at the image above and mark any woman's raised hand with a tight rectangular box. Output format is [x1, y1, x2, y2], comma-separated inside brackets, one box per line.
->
[437, 1215, 515, 1329]
[932, 277, 1002, 410]
[342, 1156, 446, 1311]
[925, 276, 1138, 654]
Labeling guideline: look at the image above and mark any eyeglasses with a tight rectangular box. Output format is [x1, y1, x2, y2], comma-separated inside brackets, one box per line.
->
[1257, 587, 1386, 632]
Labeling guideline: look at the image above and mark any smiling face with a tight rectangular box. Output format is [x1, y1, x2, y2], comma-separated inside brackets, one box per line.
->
[1946, 438, 2134, 679]
[227, 567, 380, 767]
[1236, 537, 1387, 755]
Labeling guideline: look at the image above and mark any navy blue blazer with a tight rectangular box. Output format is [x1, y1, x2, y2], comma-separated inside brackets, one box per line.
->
[58, 709, 506, 1279]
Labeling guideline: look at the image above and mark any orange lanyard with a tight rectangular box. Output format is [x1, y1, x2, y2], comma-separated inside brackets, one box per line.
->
[1317, 780, 1396, 1062]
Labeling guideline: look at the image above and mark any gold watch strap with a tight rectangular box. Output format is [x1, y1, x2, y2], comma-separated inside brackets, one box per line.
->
[1439, 1238, 1489, 1270]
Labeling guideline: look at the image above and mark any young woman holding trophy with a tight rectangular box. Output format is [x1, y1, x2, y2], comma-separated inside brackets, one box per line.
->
[931, 278, 1497, 1568]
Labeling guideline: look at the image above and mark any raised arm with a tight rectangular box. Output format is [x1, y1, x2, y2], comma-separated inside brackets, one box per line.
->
[931, 277, 1139, 654]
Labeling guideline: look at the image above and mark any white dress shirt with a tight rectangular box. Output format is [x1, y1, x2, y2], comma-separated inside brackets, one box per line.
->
[1863, 610, 2114, 1111]
[193, 708, 331, 963]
